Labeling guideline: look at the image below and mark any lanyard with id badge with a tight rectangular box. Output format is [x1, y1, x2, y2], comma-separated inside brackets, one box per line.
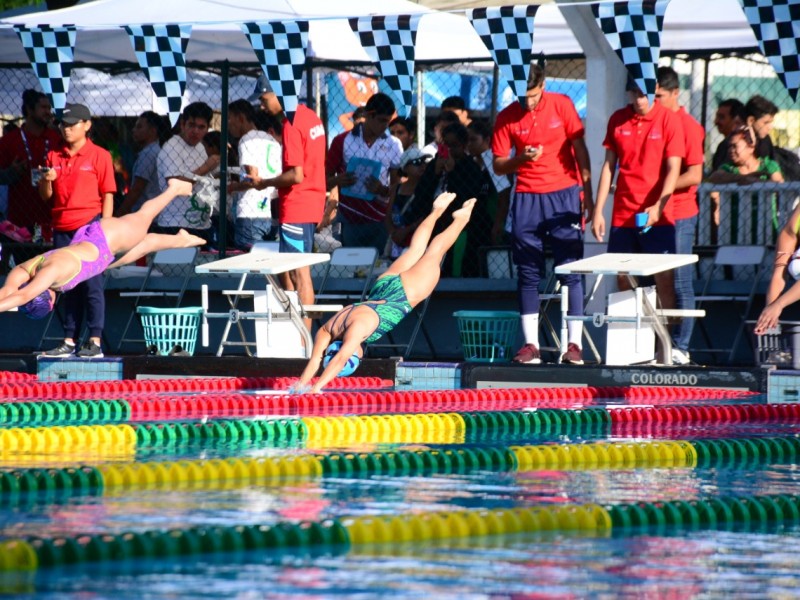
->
[21, 128, 50, 187]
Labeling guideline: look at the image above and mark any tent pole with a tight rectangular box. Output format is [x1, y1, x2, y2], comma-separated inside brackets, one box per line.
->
[218, 60, 230, 258]
[416, 69, 425, 149]
[490, 63, 499, 126]
[700, 56, 710, 156]
[306, 63, 315, 113]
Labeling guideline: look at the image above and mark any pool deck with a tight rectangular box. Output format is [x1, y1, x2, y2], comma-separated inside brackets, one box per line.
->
[0, 352, 775, 394]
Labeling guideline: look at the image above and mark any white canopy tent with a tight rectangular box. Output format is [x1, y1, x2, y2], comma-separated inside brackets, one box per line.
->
[0, 0, 759, 67]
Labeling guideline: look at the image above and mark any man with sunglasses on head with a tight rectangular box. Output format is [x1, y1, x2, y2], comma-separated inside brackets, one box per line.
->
[37, 103, 116, 358]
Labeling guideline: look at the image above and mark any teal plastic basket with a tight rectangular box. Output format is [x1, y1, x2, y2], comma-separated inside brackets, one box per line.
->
[453, 310, 520, 363]
[136, 306, 203, 356]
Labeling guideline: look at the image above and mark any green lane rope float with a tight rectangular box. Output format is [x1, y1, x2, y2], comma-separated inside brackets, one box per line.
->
[2, 436, 800, 501]
[1, 494, 798, 571]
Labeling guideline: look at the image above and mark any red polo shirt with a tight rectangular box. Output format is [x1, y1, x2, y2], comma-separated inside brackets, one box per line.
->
[671, 107, 705, 221]
[279, 104, 327, 224]
[603, 101, 685, 227]
[46, 138, 116, 231]
[492, 92, 584, 193]
[0, 125, 62, 229]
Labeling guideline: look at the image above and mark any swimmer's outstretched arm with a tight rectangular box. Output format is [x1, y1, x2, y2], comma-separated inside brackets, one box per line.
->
[0, 265, 53, 313]
[294, 327, 332, 391]
[309, 330, 365, 394]
[756, 279, 800, 334]
[0, 264, 31, 302]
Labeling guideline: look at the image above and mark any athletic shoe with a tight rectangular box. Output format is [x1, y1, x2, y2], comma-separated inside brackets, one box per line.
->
[513, 343, 541, 364]
[168, 344, 191, 357]
[671, 348, 691, 365]
[41, 341, 75, 357]
[561, 343, 584, 365]
[76, 341, 104, 358]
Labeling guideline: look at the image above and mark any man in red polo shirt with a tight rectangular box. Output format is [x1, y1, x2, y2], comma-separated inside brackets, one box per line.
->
[0, 90, 61, 241]
[592, 77, 685, 315]
[253, 76, 326, 331]
[38, 103, 116, 358]
[492, 64, 593, 365]
[655, 66, 705, 365]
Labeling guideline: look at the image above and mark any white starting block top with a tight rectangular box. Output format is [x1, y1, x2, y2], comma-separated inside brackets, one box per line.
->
[555, 253, 698, 277]
[195, 251, 329, 275]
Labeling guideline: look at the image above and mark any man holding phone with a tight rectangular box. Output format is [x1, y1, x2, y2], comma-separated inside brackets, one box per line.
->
[492, 63, 593, 365]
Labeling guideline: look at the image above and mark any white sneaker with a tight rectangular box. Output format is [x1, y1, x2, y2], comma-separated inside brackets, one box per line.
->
[671, 348, 691, 365]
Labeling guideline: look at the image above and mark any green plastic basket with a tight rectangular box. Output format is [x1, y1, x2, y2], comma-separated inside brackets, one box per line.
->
[453, 310, 520, 363]
[136, 306, 203, 356]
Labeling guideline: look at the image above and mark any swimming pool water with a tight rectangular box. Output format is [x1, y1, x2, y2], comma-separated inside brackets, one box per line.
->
[1, 389, 800, 597]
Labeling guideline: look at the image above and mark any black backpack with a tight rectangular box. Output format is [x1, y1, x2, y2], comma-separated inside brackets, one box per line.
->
[773, 146, 800, 181]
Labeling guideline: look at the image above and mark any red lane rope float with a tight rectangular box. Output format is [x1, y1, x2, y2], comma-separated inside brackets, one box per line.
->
[609, 403, 800, 436]
[0, 371, 36, 382]
[120, 387, 757, 421]
[0, 376, 393, 400]
[268, 377, 392, 390]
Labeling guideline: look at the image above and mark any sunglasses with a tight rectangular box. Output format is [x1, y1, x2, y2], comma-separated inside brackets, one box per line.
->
[731, 125, 755, 146]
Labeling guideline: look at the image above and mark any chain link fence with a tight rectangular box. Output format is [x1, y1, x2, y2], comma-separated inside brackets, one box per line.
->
[0, 51, 798, 284]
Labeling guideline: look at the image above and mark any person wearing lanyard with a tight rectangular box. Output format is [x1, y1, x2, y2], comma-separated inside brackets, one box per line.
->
[38, 103, 116, 358]
[0, 90, 61, 244]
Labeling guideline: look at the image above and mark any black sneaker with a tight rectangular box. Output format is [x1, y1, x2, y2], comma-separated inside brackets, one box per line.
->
[41, 341, 76, 357]
[168, 345, 191, 357]
[76, 341, 104, 358]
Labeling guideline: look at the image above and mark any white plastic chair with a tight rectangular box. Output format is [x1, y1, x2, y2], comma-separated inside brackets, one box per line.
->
[693, 244, 767, 362]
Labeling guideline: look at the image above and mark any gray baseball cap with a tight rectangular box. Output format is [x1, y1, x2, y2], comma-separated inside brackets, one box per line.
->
[248, 74, 273, 102]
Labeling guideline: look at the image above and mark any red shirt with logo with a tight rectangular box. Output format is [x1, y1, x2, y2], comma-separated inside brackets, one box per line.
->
[492, 92, 584, 193]
[279, 104, 327, 224]
[0, 125, 62, 229]
[603, 101, 685, 227]
[671, 107, 705, 221]
[46, 139, 116, 231]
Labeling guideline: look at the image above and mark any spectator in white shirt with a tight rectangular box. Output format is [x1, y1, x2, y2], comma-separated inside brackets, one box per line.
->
[226, 99, 282, 250]
[155, 102, 219, 243]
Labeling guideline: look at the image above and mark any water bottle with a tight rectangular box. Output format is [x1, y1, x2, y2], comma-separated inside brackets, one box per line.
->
[33, 224, 42, 244]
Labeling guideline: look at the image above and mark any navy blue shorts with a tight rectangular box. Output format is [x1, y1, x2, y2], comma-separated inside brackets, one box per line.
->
[607, 225, 676, 254]
[279, 223, 315, 253]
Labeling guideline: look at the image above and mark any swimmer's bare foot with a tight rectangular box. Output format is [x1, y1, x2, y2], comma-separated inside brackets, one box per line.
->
[176, 229, 206, 247]
[166, 178, 193, 196]
[432, 192, 456, 213]
[452, 198, 476, 221]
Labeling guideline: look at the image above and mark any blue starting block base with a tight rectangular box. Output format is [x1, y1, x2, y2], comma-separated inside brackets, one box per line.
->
[37, 356, 123, 382]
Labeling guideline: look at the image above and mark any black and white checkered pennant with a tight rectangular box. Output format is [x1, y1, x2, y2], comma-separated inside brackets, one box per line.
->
[741, 0, 800, 101]
[242, 21, 309, 123]
[124, 25, 191, 126]
[592, 0, 671, 102]
[467, 6, 538, 105]
[349, 15, 421, 117]
[14, 25, 76, 115]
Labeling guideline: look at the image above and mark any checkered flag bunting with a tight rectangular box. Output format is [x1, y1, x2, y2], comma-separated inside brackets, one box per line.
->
[242, 21, 309, 123]
[14, 25, 76, 115]
[592, 0, 671, 102]
[124, 25, 192, 126]
[740, 0, 800, 101]
[467, 6, 538, 105]
[349, 15, 421, 117]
